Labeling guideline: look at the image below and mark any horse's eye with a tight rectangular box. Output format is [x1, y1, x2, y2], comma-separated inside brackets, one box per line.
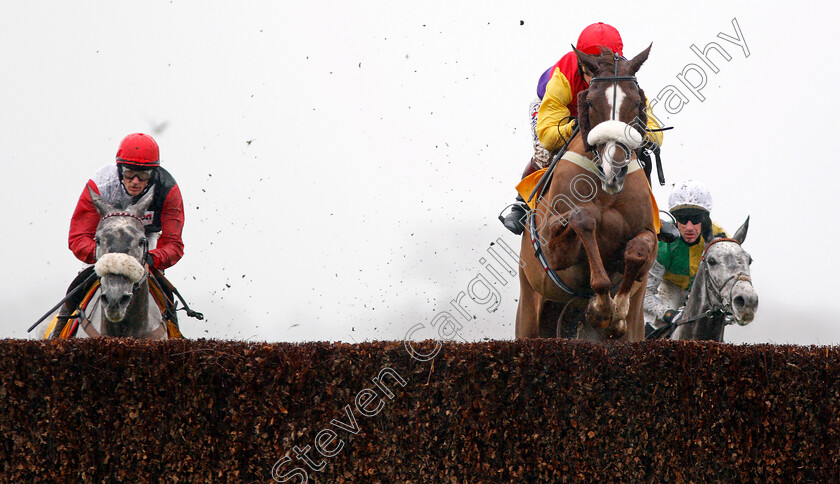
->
[748, 256, 753, 265]
[707, 257, 717, 266]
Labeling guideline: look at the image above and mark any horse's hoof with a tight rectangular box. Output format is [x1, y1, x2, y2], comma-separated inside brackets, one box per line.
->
[603, 319, 627, 338]
[586, 298, 613, 329]
[613, 295, 630, 322]
[585, 309, 610, 330]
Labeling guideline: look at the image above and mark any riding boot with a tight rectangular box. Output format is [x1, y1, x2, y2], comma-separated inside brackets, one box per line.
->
[64, 266, 97, 311]
[658, 219, 680, 243]
[501, 195, 529, 235]
[50, 266, 98, 339]
[499, 158, 541, 235]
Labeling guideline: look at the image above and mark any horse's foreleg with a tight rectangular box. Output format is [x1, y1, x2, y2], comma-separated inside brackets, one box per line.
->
[613, 230, 658, 325]
[515, 264, 542, 339]
[567, 210, 614, 331]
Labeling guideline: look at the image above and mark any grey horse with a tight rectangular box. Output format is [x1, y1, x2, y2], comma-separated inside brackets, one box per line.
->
[666, 217, 758, 341]
[81, 186, 167, 338]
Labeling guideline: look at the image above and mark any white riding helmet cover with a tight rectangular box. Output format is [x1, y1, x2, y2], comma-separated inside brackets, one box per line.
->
[668, 180, 713, 213]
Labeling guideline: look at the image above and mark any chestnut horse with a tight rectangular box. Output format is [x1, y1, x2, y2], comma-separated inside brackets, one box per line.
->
[516, 46, 659, 343]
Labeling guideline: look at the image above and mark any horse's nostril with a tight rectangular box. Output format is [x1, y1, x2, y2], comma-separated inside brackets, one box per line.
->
[733, 296, 745, 310]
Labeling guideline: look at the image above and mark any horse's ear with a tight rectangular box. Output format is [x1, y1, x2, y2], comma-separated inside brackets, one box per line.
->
[576, 90, 592, 151]
[732, 216, 750, 245]
[88, 186, 114, 217]
[628, 43, 653, 74]
[132, 186, 155, 217]
[572, 45, 599, 76]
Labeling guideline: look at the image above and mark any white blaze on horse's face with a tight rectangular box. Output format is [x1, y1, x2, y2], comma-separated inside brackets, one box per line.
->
[576, 45, 653, 194]
[605, 84, 626, 121]
[586, 83, 646, 194]
[601, 84, 627, 189]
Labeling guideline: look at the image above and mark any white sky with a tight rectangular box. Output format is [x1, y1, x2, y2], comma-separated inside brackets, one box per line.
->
[3, 1, 838, 344]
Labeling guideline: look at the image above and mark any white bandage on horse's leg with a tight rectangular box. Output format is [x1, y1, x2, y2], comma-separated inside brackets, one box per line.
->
[587, 120, 645, 150]
[94, 253, 145, 283]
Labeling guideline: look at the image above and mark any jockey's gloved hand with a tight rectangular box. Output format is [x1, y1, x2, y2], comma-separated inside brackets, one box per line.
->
[145, 253, 156, 270]
[663, 309, 683, 324]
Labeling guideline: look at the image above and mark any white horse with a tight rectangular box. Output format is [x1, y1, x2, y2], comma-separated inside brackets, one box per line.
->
[649, 217, 758, 341]
[43, 187, 168, 339]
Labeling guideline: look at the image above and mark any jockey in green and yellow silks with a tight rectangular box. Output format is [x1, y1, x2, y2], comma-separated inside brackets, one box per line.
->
[644, 180, 728, 330]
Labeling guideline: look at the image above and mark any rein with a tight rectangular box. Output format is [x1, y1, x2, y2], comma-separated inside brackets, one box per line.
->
[527, 124, 579, 205]
[528, 212, 593, 298]
[525, 127, 601, 298]
[527, 211, 622, 298]
[674, 239, 753, 330]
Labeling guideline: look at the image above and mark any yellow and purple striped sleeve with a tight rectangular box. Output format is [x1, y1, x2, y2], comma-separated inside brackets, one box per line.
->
[536, 69, 576, 152]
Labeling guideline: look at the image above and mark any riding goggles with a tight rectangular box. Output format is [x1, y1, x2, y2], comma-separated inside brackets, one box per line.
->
[121, 167, 153, 182]
[673, 210, 707, 225]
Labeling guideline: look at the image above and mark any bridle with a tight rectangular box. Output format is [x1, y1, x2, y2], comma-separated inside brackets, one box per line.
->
[98, 211, 150, 289]
[584, 54, 642, 173]
[587, 53, 638, 121]
[101, 211, 144, 224]
[676, 238, 753, 328]
[699, 238, 753, 321]
[586, 53, 671, 183]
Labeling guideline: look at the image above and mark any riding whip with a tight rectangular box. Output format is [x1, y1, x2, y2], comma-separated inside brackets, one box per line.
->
[27, 271, 98, 333]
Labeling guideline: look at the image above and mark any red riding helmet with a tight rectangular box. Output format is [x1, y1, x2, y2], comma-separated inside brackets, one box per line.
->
[116, 133, 160, 168]
[576, 22, 623, 57]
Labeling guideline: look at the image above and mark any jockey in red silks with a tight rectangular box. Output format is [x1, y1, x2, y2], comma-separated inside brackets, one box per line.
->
[44, 132, 187, 339]
[69, 133, 185, 271]
[500, 22, 665, 235]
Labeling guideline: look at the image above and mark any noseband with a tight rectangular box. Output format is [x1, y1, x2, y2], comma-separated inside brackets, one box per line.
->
[662, 238, 753, 335]
[699, 238, 753, 324]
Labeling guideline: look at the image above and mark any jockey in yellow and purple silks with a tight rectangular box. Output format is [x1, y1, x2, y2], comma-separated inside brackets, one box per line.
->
[500, 22, 665, 236]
